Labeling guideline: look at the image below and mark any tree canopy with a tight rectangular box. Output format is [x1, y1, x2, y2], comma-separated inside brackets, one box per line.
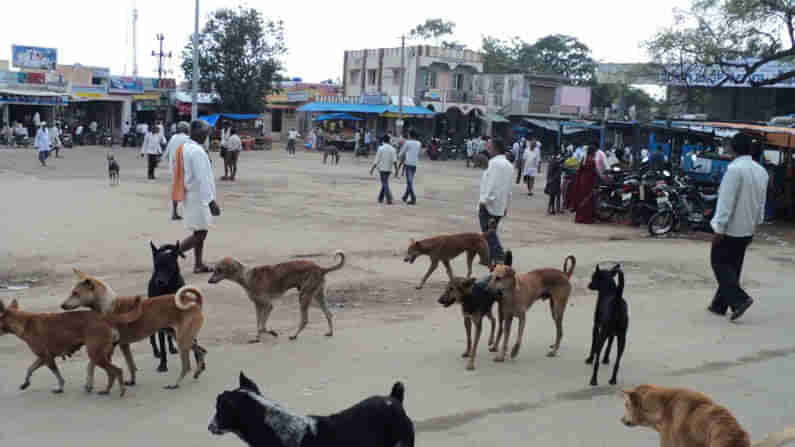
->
[480, 34, 597, 84]
[408, 18, 466, 49]
[644, 0, 795, 87]
[181, 6, 286, 113]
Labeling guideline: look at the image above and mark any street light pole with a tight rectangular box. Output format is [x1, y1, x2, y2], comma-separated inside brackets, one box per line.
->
[191, 0, 199, 121]
[397, 34, 405, 136]
[152, 33, 172, 123]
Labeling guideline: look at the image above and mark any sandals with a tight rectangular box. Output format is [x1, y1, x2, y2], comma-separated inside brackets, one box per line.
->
[193, 265, 212, 274]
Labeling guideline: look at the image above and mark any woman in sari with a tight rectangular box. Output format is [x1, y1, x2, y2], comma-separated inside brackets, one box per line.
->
[574, 145, 598, 224]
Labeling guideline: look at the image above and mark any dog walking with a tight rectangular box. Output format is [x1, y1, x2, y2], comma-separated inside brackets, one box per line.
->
[708, 132, 768, 321]
[478, 138, 513, 266]
[371, 135, 398, 205]
[173, 120, 221, 274]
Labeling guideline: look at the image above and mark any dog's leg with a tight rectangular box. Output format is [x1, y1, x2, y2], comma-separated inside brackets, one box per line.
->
[45, 360, 66, 394]
[490, 302, 503, 352]
[249, 302, 264, 343]
[417, 259, 439, 290]
[157, 330, 168, 372]
[85, 360, 96, 392]
[465, 251, 475, 278]
[462, 313, 472, 358]
[442, 260, 455, 282]
[191, 340, 207, 380]
[602, 335, 614, 365]
[165, 350, 191, 390]
[260, 301, 278, 338]
[586, 324, 599, 364]
[589, 333, 608, 386]
[20, 357, 44, 390]
[120, 344, 138, 386]
[467, 316, 484, 370]
[289, 293, 312, 340]
[548, 298, 565, 357]
[150, 333, 160, 358]
[314, 287, 334, 337]
[486, 310, 496, 347]
[609, 334, 626, 386]
[494, 317, 512, 362]
[167, 331, 178, 354]
[510, 314, 527, 359]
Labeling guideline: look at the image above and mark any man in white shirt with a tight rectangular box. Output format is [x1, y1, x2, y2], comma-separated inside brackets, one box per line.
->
[75, 124, 84, 146]
[370, 135, 397, 205]
[176, 120, 219, 274]
[141, 126, 166, 180]
[34, 122, 50, 167]
[287, 128, 300, 155]
[708, 132, 768, 321]
[224, 128, 242, 181]
[166, 121, 191, 220]
[479, 138, 513, 265]
[595, 145, 609, 181]
[399, 130, 421, 205]
[364, 129, 372, 153]
[136, 122, 148, 147]
[512, 138, 524, 184]
[48, 122, 62, 158]
[574, 145, 586, 163]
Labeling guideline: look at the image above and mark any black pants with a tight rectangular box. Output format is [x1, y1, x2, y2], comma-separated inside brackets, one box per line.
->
[478, 205, 503, 264]
[147, 154, 159, 179]
[710, 235, 753, 313]
[548, 193, 561, 212]
[515, 160, 524, 184]
[378, 171, 393, 203]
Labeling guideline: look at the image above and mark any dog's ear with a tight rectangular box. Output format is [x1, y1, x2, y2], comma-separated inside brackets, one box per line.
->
[408, 238, 415, 246]
[239, 372, 261, 394]
[175, 241, 186, 258]
[150, 241, 158, 255]
[595, 264, 601, 273]
[611, 264, 622, 274]
[504, 251, 513, 266]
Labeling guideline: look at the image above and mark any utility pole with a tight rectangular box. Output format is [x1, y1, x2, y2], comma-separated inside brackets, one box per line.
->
[192, 0, 200, 121]
[152, 34, 172, 123]
[132, 7, 139, 78]
[397, 34, 405, 136]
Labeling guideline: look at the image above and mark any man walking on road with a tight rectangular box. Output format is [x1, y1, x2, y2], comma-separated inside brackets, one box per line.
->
[512, 138, 524, 184]
[174, 120, 220, 274]
[34, 122, 50, 167]
[166, 121, 191, 220]
[224, 128, 242, 181]
[399, 130, 421, 205]
[287, 128, 300, 155]
[708, 132, 768, 321]
[141, 125, 165, 180]
[370, 135, 397, 205]
[479, 138, 513, 266]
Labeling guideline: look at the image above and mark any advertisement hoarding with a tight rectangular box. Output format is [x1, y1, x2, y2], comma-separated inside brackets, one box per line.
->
[12, 45, 57, 70]
[108, 76, 144, 94]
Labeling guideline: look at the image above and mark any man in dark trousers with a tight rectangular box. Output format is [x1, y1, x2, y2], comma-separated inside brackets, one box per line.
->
[478, 138, 513, 266]
[708, 132, 768, 321]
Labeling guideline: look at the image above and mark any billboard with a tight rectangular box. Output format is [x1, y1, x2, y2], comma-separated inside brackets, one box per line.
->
[12, 45, 57, 70]
[660, 59, 795, 88]
[108, 76, 144, 94]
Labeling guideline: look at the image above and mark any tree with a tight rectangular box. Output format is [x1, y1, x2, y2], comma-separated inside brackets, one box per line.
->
[408, 18, 465, 48]
[644, 0, 795, 87]
[182, 6, 286, 113]
[480, 34, 597, 84]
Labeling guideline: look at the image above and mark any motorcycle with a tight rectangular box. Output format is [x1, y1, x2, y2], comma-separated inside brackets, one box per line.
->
[596, 166, 672, 225]
[101, 130, 113, 147]
[61, 132, 73, 148]
[648, 172, 718, 236]
[438, 138, 460, 161]
[427, 137, 442, 161]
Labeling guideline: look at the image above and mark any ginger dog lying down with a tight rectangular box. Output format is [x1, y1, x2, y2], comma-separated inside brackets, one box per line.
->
[0, 297, 143, 396]
[621, 384, 795, 447]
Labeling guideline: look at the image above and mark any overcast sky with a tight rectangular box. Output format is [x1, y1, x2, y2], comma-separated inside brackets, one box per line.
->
[0, 0, 691, 85]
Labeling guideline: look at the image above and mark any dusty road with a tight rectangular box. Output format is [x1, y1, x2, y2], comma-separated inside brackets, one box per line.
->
[1, 145, 794, 446]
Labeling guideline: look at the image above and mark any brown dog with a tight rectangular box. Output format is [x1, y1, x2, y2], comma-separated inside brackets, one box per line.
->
[404, 233, 490, 290]
[62, 269, 206, 390]
[621, 385, 795, 447]
[208, 251, 345, 342]
[438, 275, 503, 370]
[0, 297, 142, 396]
[488, 252, 575, 362]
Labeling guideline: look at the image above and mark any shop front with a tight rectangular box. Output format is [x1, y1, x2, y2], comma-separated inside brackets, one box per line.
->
[0, 90, 67, 136]
[172, 91, 218, 122]
[68, 85, 127, 136]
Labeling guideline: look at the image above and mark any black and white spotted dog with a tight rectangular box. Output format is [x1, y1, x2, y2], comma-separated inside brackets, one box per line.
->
[108, 153, 120, 186]
[209, 372, 415, 447]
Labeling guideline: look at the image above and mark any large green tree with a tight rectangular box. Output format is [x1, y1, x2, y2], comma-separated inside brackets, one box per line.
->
[182, 6, 286, 113]
[480, 34, 596, 84]
[408, 18, 465, 49]
[645, 0, 795, 87]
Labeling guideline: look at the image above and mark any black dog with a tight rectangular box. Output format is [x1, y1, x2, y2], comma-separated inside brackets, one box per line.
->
[586, 264, 629, 386]
[209, 372, 415, 447]
[148, 241, 185, 372]
[108, 154, 120, 186]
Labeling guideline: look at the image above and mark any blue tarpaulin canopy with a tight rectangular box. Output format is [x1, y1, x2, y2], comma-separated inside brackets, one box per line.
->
[297, 102, 388, 114]
[199, 113, 261, 127]
[313, 112, 363, 122]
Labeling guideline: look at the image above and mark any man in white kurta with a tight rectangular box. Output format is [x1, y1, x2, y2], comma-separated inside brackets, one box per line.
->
[177, 120, 218, 274]
[34, 123, 50, 166]
[166, 121, 191, 220]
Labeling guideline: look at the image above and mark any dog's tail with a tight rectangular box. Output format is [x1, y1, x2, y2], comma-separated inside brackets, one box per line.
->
[321, 250, 346, 274]
[106, 296, 145, 325]
[753, 427, 795, 447]
[390, 381, 406, 404]
[563, 255, 576, 278]
[174, 286, 203, 310]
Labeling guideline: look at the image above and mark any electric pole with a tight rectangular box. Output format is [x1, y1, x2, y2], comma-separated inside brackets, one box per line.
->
[152, 33, 172, 123]
[192, 0, 200, 121]
[132, 7, 138, 78]
[397, 34, 405, 136]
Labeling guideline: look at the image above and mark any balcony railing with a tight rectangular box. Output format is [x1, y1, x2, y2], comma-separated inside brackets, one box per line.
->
[419, 89, 486, 105]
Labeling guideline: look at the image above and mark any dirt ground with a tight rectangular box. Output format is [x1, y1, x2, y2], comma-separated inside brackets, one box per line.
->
[2, 145, 795, 447]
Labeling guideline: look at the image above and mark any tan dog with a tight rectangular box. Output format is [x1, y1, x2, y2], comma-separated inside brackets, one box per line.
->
[404, 233, 490, 289]
[0, 297, 142, 396]
[208, 251, 345, 342]
[62, 269, 206, 390]
[488, 252, 575, 362]
[621, 384, 795, 447]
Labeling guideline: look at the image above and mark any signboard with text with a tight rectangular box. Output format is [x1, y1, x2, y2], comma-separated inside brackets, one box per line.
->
[108, 76, 144, 94]
[661, 59, 795, 88]
[12, 45, 57, 70]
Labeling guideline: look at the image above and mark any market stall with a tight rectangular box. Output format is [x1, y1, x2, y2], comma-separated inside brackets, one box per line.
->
[199, 113, 269, 150]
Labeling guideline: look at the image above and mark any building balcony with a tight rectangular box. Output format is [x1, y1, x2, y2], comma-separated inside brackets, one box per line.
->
[420, 89, 486, 105]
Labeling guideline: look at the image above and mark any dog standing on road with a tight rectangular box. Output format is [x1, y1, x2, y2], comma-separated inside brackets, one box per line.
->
[208, 251, 345, 342]
[586, 264, 628, 386]
[209, 372, 415, 447]
[404, 233, 490, 290]
[621, 385, 795, 447]
[148, 241, 185, 373]
[488, 252, 576, 362]
[108, 153, 120, 186]
[322, 145, 340, 165]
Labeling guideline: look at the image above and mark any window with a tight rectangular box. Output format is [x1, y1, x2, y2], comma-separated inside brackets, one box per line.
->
[393, 68, 402, 86]
[367, 69, 377, 86]
[453, 73, 465, 90]
[426, 71, 438, 88]
[350, 70, 360, 85]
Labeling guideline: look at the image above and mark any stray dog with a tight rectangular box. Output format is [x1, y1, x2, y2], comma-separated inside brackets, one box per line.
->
[62, 269, 207, 390]
[438, 255, 510, 370]
[0, 297, 142, 396]
[472, 152, 488, 169]
[404, 232, 490, 289]
[209, 372, 415, 447]
[108, 153, 120, 185]
[621, 385, 795, 447]
[208, 251, 345, 342]
[489, 252, 576, 361]
[586, 264, 629, 386]
[148, 241, 185, 373]
[322, 144, 340, 165]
